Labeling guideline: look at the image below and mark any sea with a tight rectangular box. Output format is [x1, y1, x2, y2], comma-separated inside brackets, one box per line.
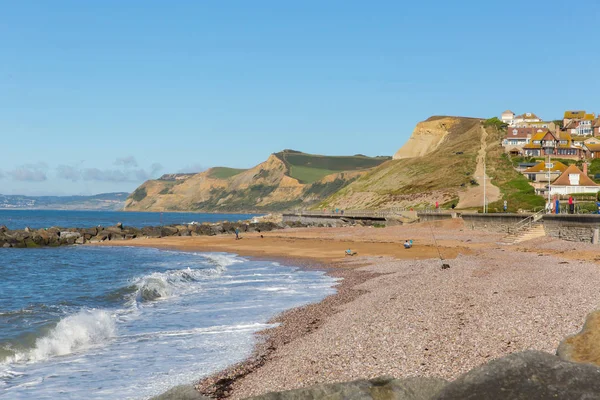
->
[0, 211, 338, 399]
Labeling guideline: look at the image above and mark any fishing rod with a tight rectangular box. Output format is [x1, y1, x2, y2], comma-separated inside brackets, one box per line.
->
[429, 221, 450, 269]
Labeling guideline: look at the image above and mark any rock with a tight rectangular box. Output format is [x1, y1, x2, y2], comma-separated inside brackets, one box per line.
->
[0, 225, 8, 233]
[141, 226, 162, 238]
[247, 376, 448, 400]
[435, 350, 600, 400]
[557, 309, 600, 365]
[60, 232, 81, 240]
[75, 236, 85, 245]
[150, 385, 209, 400]
[2, 243, 10, 248]
[160, 226, 179, 237]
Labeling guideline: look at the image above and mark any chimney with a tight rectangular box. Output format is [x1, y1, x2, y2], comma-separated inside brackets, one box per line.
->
[583, 162, 588, 176]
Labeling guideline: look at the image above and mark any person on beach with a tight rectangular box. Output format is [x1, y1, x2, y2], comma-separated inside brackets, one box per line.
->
[569, 196, 574, 214]
[435, 201, 439, 212]
[235, 228, 240, 240]
[404, 240, 412, 249]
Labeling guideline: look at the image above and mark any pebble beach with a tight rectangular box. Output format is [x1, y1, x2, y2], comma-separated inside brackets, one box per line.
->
[99, 220, 600, 399]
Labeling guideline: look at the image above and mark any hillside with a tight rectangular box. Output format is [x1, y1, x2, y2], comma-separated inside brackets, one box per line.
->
[318, 117, 485, 209]
[319, 116, 545, 211]
[124, 151, 390, 212]
[0, 192, 128, 210]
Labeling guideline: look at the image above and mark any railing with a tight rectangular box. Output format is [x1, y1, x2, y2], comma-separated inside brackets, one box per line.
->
[287, 208, 412, 219]
[512, 209, 545, 233]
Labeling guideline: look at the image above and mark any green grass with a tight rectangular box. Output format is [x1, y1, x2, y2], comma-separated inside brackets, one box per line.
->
[288, 165, 339, 184]
[207, 167, 247, 179]
[486, 132, 545, 212]
[274, 150, 390, 184]
[131, 187, 147, 202]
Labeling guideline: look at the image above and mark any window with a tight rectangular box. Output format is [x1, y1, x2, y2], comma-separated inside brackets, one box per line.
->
[569, 174, 580, 185]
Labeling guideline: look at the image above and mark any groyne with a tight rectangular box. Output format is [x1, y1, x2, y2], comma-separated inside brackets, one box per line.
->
[0, 221, 286, 248]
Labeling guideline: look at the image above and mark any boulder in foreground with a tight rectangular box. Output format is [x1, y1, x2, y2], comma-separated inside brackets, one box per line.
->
[435, 350, 600, 400]
[247, 376, 448, 400]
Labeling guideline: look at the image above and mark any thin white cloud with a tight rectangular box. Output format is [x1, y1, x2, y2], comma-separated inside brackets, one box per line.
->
[114, 156, 138, 168]
[56, 159, 163, 183]
[8, 163, 48, 182]
[56, 165, 82, 182]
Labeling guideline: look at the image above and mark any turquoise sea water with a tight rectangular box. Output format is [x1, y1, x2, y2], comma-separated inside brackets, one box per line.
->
[0, 212, 337, 399]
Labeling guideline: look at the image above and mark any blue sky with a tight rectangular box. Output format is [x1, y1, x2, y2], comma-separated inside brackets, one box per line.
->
[1, 0, 599, 195]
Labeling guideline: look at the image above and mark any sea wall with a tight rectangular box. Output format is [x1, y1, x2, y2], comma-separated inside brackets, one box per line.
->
[282, 213, 386, 226]
[417, 212, 455, 222]
[461, 213, 532, 233]
[543, 215, 600, 243]
[0, 221, 288, 249]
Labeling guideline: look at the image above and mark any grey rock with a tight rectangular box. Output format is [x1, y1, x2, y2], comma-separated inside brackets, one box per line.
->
[60, 232, 81, 240]
[434, 350, 600, 400]
[248, 376, 448, 400]
[2, 243, 11, 248]
[150, 385, 209, 400]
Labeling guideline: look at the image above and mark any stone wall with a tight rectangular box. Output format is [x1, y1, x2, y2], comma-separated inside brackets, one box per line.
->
[543, 215, 600, 243]
[417, 212, 455, 222]
[461, 213, 532, 233]
[282, 214, 386, 226]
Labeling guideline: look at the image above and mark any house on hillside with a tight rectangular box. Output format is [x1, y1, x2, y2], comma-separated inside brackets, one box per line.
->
[563, 111, 595, 135]
[501, 127, 539, 155]
[523, 161, 568, 190]
[564, 113, 595, 136]
[585, 142, 600, 159]
[501, 110, 515, 125]
[593, 117, 600, 137]
[513, 112, 542, 125]
[548, 164, 599, 195]
[564, 110, 587, 126]
[522, 130, 584, 159]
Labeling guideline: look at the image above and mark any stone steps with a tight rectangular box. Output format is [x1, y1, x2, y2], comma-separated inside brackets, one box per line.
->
[498, 223, 546, 245]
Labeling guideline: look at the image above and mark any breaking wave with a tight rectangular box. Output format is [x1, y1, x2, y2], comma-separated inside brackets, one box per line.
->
[5, 309, 115, 364]
[130, 253, 243, 304]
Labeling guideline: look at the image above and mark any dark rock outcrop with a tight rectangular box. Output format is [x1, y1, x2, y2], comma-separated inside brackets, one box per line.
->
[435, 350, 600, 400]
[0, 221, 295, 249]
[150, 385, 210, 400]
[247, 376, 448, 400]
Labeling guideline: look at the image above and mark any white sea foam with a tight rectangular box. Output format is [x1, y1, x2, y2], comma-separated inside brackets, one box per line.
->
[8, 309, 116, 364]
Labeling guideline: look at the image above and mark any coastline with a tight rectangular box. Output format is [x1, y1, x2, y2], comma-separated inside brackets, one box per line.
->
[93, 222, 600, 399]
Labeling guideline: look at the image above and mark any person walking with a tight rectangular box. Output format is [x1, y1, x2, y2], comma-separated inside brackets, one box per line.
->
[435, 201, 439, 213]
[503, 200, 508, 213]
[235, 228, 240, 240]
[569, 196, 574, 214]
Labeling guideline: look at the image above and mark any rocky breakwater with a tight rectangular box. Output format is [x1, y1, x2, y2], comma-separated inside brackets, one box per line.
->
[0, 220, 292, 249]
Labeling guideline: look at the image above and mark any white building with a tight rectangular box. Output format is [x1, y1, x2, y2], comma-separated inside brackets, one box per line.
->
[548, 164, 600, 195]
[501, 110, 515, 125]
[512, 112, 542, 126]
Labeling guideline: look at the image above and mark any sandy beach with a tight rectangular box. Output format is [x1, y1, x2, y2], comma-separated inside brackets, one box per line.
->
[94, 220, 600, 399]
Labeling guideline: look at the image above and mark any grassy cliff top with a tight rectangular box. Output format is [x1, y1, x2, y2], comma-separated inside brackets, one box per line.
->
[206, 167, 248, 179]
[274, 150, 391, 183]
